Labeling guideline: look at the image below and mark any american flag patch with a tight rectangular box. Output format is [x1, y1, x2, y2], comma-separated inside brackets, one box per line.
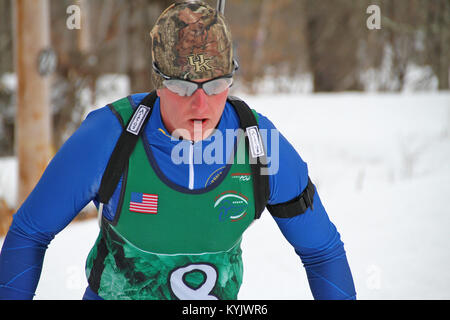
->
[129, 192, 158, 214]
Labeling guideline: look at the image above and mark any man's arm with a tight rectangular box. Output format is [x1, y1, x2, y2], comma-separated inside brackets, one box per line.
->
[258, 112, 356, 300]
[0, 106, 122, 299]
[271, 191, 356, 300]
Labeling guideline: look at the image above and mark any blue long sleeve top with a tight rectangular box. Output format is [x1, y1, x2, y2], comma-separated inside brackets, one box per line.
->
[0, 93, 356, 300]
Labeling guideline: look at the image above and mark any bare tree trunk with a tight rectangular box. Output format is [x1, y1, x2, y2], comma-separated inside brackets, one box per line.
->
[303, 0, 363, 92]
[251, 0, 272, 80]
[128, 0, 151, 93]
[422, 0, 450, 90]
[0, 0, 14, 157]
[13, 0, 52, 207]
[117, 3, 130, 74]
[437, 0, 450, 90]
[76, 0, 91, 54]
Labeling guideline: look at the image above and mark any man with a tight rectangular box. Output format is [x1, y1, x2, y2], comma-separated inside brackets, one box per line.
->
[0, 1, 356, 300]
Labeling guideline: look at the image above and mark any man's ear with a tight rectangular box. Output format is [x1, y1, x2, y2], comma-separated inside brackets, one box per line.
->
[156, 89, 162, 97]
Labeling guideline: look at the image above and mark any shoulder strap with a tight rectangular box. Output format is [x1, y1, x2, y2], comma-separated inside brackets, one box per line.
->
[98, 93, 269, 219]
[227, 96, 270, 219]
[98, 91, 157, 204]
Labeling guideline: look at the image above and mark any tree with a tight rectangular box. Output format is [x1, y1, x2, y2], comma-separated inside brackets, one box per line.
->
[0, 0, 14, 156]
[303, 0, 365, 92]
[14, 0, 52, 206]
[423, 0, 450, 90]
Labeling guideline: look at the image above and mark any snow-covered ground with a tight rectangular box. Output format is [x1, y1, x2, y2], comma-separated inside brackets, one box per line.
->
[1, 91, 449, 300]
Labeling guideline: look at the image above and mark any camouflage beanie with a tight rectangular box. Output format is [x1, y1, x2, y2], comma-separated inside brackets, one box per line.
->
[150, 0, 234, 89]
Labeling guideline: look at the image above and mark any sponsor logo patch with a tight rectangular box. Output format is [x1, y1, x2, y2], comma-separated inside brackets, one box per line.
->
[231, 173, 251, 182]
[246, 126, 265, 158]
[214, 191, 248, 222]
[127, 105, 151, 135]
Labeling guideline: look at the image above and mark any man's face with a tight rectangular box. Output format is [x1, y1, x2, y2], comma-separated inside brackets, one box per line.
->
[157, 84, 229, 141]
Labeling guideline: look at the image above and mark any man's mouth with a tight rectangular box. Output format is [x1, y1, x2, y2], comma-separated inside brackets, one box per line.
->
[191, 118, 208, 124]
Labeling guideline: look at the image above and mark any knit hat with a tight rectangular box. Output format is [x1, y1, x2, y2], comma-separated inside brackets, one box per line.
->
[150, 0, 234, 89]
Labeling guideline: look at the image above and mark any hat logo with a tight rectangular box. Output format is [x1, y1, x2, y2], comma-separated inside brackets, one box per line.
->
[188, 54, 213, 73]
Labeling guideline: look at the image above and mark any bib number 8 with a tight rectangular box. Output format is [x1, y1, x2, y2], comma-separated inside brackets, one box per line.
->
[169, 263, 219, 300]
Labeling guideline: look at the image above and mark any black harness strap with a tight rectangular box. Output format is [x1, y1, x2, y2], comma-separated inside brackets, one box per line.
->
[87, 227, 108, 293]
[267, 177, 316, 218]
[97, 91, 157, 204]
[227, 96, 270, 219]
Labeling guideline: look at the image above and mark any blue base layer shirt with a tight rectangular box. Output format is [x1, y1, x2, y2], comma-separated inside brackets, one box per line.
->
[0, 93, 356, 300]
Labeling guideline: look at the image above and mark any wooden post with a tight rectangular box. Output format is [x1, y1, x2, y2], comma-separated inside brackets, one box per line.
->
[14, 0, 52, 207]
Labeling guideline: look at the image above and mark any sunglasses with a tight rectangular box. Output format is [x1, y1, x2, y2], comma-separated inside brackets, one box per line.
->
[152, 60, 239, 97]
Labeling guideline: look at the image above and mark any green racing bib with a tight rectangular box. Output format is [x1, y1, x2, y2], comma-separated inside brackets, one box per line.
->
[85, 97, 259, 300]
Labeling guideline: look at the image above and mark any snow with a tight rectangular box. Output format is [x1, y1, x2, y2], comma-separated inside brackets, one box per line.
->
[0, 157, 17, 208]
[1, 91, 449, 300]
[89, 74, 130, 115]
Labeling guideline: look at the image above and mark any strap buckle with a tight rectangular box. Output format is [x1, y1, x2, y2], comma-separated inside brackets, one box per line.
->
[97, 203, 104, 228]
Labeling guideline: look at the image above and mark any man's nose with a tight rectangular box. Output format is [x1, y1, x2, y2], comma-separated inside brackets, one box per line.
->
[191, 88, 207, 110]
